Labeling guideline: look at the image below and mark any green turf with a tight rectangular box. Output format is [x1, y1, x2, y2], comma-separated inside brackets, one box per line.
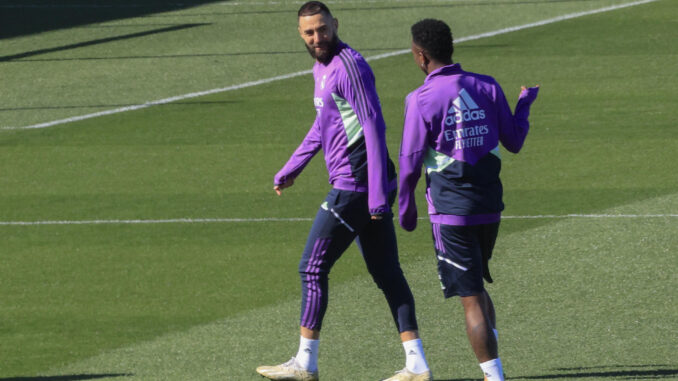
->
[45, 193, 678, 380]
[1, 0, 644, 128]
[1, 0, 677, 379]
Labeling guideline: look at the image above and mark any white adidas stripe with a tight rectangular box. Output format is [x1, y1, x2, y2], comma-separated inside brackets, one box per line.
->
[1, 0, 657, 130]
[0, 214, 675, 226]
[437, 255, 469, 271]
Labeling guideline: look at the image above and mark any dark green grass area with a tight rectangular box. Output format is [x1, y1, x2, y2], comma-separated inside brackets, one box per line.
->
[0, 0, 227, 40]
[1, 222, 313, 374]
[1, 0, 676, 378]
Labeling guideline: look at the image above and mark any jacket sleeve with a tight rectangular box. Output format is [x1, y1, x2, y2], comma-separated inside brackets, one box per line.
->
[398, 92, 427, 231]
[497, 85, 539, 153]
[337, 61, 391, 215]
[273, 119, 322, 185]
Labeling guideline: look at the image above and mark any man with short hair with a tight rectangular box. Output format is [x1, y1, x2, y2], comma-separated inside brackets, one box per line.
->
[398, 19, 539, 381]
[256, 2, 431, 381]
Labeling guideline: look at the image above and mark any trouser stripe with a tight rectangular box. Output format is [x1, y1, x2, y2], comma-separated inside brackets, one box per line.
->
[433, 223, 445, 253]
[301, 237, 331, 328]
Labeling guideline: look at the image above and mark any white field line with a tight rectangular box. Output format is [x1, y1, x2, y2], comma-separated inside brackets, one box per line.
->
[500, 214, 678, 219]
[1, 214, 676, 226]
[1, 70, 314, 130]
[1, 0, 656, 131]
[0, 218, 313, 226]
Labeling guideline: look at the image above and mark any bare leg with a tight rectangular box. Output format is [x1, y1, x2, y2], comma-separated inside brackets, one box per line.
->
[460, 294, 497, 363]
[400, 330, 419, 342]
[481, 290, 496, 330]
[301, 326, 320, 340]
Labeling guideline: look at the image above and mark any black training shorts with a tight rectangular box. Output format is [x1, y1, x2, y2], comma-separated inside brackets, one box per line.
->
[431, 222, 499, 298]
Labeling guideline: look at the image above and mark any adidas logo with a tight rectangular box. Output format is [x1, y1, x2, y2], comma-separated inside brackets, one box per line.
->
[408, 350, 417, 356]
[446, 88, 486, 125]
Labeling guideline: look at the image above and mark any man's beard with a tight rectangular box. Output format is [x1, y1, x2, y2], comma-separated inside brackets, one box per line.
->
[305, 34, 339, 64]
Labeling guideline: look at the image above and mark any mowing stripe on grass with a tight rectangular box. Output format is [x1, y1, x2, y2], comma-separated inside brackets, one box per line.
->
[46, 194, 678, 380]
[1, 0, 656, 131]
[1, 213, 676, 226]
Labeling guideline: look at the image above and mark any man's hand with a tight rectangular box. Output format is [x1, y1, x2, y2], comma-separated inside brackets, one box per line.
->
[273, 178, 295, 196]
[519, 84, 540, 97]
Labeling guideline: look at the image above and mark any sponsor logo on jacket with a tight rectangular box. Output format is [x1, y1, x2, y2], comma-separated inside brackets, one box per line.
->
[445, 88, 486, 125]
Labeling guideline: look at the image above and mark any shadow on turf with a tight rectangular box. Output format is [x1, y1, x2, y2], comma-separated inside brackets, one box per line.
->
[434, 364, 678, 380]
[0, 23, 209, 62]
[0, 0, 230, 40]
[503, 364, 678, 380]
[4, 45, 508, 63]
[0, 374, 131, 381]
[145, 0, 598, 17]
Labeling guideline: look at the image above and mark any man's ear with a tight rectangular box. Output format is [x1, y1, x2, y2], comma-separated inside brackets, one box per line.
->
[420, 49, 430, 66]
[417, 49, 428, 68]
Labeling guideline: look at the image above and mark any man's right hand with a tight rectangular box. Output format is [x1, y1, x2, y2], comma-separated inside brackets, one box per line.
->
[273, 177, 295, 196]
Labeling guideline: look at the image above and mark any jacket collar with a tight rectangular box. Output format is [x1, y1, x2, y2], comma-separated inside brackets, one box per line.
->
[425, 63, 462, 83]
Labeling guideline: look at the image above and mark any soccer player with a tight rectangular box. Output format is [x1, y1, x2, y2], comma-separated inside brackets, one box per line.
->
[398, 19, 539, 381]
[256, 2, 431, 381]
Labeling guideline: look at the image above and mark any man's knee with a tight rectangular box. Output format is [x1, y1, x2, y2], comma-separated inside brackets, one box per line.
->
[299, 236, 335, 273]
[369, 265, 405, 289]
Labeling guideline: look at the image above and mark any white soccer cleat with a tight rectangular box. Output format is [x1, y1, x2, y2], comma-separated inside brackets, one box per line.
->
[256, 357, 319, 381]
[381, 367, 433, 381]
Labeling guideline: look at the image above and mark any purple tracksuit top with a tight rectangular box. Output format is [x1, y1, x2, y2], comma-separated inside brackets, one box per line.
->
[274, 42, 396, 215]
[398, 63, 539, 230]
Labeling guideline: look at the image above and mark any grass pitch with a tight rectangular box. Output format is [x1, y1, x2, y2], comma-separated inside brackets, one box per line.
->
[0, 0, 676, 379]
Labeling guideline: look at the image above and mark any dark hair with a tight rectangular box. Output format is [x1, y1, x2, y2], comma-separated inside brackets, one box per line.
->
[411, 19, 454, 62]
[298, 1, 332, 18]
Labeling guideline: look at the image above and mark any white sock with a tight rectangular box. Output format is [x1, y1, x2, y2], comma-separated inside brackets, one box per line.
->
[403, 339, 429, 374]
[295, 336, 319, 372]
[480, 358, 504, 381]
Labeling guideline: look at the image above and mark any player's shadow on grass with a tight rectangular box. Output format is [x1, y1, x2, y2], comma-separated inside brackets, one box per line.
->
[0, 374, 131, 381]
[436, 364, 678, 380]
[514, 364, 676, 380]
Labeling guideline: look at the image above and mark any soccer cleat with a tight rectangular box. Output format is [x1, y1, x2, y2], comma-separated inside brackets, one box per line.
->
[256, 357, 319, 381]
[381, 367, 432, 381]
